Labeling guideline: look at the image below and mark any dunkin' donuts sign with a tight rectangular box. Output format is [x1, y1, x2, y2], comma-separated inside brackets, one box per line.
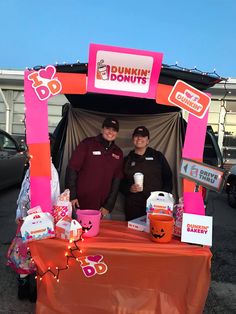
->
[181, 213, 213, 246]
[87, 43, 163, 99]
[168, 80, 211, 118]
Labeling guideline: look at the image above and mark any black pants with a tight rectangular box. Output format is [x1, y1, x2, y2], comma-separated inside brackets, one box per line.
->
[125, 193, 147, 221]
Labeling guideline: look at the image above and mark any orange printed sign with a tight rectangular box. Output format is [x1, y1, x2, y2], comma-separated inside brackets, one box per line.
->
[168, 80, 211, 118]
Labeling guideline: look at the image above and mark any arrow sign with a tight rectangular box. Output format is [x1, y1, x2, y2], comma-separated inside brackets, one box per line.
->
[180, 158, 225, 192]
[184, 164, 188, 173]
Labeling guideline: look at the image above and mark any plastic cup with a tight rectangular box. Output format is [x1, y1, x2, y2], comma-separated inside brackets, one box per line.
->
[149, 214, 174, 243]
[76, 210, 101, 237]
[133, 172, 144, 191]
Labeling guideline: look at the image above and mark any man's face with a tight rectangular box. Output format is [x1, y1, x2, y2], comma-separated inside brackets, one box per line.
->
[133, 135, 149, 149]
[102, 127, 118, 142]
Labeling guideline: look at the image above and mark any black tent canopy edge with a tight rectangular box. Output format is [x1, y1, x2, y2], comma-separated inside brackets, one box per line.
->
[31, 62, 220, 114]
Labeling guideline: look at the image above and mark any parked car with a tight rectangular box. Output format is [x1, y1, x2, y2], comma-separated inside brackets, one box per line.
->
[226, 165, 236, 208]
[203, 126, 223, 168]
[0, 129, 28, 190]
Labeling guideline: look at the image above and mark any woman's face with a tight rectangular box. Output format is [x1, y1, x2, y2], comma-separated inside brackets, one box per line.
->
[133, 135, 149, 149]
[102, 127, 118, 142]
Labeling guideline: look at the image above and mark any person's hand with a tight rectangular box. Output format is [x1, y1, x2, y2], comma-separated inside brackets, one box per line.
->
[15, 217, 22, 224]
[130, 184, 143, 193]
[71, 199, 80, 209]
[100, 207, 109, 218]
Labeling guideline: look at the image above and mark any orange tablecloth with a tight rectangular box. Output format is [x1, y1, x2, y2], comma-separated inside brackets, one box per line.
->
[29, 221, 212, 314]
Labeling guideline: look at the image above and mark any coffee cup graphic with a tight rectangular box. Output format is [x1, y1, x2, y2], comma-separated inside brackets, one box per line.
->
[97, 59, 109, 80]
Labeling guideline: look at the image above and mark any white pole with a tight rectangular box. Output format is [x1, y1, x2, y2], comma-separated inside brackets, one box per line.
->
[0, 88, 11, 133]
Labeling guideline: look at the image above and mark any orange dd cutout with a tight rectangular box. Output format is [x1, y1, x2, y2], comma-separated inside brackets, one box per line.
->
[28, 143, 51, 177]
[56, 73, 87, 94]
[156, 84, 173, 106]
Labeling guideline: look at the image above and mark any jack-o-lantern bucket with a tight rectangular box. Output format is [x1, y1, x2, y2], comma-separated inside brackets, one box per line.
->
[76, 210, 101, 237]
[149, 214, 174, 243]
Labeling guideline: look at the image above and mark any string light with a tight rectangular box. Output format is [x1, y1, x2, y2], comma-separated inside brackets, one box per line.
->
[35, 238, 83, 282]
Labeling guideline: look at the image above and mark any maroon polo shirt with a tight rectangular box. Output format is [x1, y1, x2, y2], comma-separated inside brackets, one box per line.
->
[68, 135, 123, 210]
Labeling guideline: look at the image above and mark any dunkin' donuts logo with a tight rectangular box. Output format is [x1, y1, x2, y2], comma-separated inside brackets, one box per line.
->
[28, 65, 62, 101]
[168, 80, 211, 118]
[186, 224, 209, 234]
[175, 89, 202, 112]
[77, 254, 108, 278]
[96, 59, 150, 85]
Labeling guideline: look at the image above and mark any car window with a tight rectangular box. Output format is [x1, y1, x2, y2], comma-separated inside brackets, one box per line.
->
[0, 133, 17, 151]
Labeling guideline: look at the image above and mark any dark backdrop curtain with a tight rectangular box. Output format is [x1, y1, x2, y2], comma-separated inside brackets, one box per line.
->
[59, 106, 183, 220]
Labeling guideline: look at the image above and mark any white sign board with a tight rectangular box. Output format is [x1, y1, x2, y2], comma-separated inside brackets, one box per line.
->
[180, 158, 225, 191]
[181, 213, 213, 246]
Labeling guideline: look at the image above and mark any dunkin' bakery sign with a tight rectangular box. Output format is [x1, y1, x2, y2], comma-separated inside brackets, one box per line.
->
[168, 80, 211, 118]
[181, 213, 213, 246]
[87, 43, 163, 99]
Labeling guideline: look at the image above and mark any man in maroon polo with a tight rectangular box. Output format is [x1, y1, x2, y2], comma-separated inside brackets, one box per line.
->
[65, 117, 123, 218]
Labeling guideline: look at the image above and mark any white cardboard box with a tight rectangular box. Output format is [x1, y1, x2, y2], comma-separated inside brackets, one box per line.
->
[55, 216, 82, 241]
[21, 211, 55, 242]
[146, 191, 174, 215]
[128, 215, 148, 232]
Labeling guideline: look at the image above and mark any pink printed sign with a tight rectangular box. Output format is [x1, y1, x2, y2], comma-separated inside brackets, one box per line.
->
[182, 110, 209, 160]
[27, 65, 62, 101]
[24, 67, 61, 213]
[87, 43, 163, 99]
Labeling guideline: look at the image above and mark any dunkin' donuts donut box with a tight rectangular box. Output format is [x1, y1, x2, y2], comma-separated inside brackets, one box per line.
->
[146, 191, 175, 232]
[128, 215, 148, 232]
[21, 206, 55, 242]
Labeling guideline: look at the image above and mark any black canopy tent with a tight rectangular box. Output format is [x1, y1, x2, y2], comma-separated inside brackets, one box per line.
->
[50, 63, 222, 219]
[52, 62, 221, 113]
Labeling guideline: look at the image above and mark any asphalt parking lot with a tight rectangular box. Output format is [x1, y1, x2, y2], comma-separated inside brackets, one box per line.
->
[0, 187, 236, 313]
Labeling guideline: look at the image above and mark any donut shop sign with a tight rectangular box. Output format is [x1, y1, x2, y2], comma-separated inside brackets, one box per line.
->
[87, 43, 163, 99]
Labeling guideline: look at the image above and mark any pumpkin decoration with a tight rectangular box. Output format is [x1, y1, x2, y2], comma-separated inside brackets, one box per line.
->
[151, 227, 165, 239]
[149, 214, 174, 243]
[76, 210, 101, 237]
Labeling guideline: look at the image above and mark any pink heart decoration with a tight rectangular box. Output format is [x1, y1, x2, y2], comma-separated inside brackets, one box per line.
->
[87, 255, 102, 263]
[39, 65, 56, 80]
[185, 91, 192, 99]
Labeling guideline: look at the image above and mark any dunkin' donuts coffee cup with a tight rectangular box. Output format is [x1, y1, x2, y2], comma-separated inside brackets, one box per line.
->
[133, 172, 144, 191]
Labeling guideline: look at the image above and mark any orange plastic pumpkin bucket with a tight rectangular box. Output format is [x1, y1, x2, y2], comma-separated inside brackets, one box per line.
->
[149, 214, 174, 243]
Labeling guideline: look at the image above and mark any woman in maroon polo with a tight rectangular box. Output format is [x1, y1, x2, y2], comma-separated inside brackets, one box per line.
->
[65, 117, 123, 218]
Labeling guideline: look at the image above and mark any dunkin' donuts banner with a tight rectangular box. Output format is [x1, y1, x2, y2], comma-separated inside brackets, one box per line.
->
[87, 44, 163, 99]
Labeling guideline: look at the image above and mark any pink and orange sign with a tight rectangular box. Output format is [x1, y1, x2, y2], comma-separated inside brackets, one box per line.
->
[87, 43, 163, 99]
[168, 80, 211, 118]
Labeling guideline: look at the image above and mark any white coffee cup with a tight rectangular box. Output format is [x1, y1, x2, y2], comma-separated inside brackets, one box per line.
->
[133, 172, 144, 191]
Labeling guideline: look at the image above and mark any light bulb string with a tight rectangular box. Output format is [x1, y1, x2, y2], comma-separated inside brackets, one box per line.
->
[35, 237, 82, 281]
